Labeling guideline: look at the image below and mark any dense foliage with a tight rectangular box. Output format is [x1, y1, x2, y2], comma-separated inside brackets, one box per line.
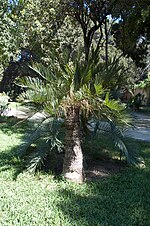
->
[0, 0, 149, 93]
[0, 92, 9, 115]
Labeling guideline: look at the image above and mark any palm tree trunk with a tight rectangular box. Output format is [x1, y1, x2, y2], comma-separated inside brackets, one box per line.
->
[63, 106, 83, 183]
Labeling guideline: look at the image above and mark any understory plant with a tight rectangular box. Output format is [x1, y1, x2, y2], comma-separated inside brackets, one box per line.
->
[18, 54, 140, 183]
[0, 92, 9, 116]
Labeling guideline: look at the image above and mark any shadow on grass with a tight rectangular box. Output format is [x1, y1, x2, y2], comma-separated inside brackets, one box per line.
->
[0, 116, 30, 134]
[0, 116, 42, 179]
[54, 140, 150, 225]
[0, 148, 25, 180]
[56, 166, 150, 226]
[0, 117, 150, 225]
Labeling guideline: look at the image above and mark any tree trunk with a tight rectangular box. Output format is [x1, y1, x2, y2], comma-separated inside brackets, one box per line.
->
[84, 34, 90, 63]
[63, 106, 83, 183]
[104, 16, 108, 71]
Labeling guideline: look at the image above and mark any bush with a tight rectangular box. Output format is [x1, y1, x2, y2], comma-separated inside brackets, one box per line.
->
[0, 92, 9, 116]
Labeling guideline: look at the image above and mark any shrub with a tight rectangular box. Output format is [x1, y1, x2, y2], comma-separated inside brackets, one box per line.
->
[0, 92, 9, 116]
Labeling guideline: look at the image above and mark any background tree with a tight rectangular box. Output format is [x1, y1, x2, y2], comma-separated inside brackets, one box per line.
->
[1, 0, 149, 103]
[0, 0, 18, 77]
[112, 0, 150, 69]
[62, 0, 121, 62]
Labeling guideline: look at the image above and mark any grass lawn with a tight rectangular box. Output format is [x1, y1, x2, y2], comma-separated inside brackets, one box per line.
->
[0, 117, 150, 226]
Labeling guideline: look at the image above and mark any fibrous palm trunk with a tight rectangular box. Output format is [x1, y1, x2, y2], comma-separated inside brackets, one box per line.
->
[63, 106, 83, 183]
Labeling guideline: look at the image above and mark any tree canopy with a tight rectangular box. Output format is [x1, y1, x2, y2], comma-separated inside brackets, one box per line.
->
[0, 0, 149, 95]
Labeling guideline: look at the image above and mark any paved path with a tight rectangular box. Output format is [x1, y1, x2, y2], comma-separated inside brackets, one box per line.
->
[124, 112, 150, 142]
[6, 109, 28, 118]
[6, 108, 47, 120]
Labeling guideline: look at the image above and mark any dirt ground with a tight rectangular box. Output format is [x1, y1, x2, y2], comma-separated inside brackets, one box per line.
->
[85, 158, 126, 181]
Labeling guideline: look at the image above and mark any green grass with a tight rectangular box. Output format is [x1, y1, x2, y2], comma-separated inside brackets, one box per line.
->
[0, 117, 150, 226]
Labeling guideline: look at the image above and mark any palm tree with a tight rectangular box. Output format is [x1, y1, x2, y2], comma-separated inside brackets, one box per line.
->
[19, 55, 128, 183]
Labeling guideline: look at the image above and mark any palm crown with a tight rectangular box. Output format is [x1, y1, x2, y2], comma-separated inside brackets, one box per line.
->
[19, 54, 127, 124]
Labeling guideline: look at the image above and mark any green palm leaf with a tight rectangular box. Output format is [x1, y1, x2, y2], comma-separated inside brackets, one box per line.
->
[88, 120, 145, 166]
